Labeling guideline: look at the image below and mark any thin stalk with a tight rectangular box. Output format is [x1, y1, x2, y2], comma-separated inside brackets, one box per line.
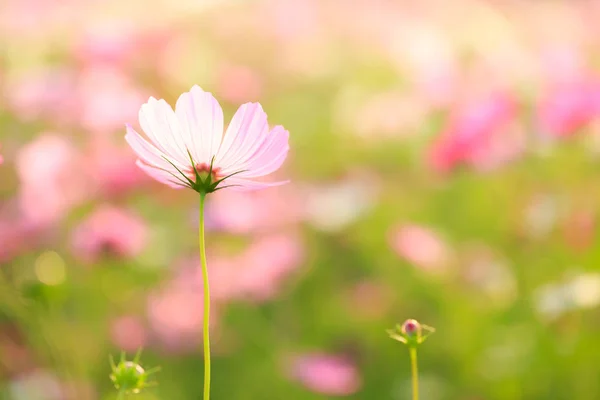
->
[116, 389, 126, 400]
[199, 193, 211, 400]
[409, 346, 419, 400]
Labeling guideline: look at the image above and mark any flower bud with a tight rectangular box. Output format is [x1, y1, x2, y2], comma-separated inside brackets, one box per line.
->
[401, 319, 421, 337]
[110, 352, 159, 395]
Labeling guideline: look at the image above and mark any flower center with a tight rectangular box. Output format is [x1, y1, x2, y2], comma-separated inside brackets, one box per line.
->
[187, 163, 221, 183]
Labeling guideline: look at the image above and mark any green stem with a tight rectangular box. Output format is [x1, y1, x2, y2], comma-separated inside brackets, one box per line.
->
[199, 193, 211, 400]
[409, 346, 419, 400]
[116, 389, 126, 400]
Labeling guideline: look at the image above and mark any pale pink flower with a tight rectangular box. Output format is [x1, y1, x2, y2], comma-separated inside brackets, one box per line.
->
[428, 92, 524, 173]
[389, 224, 452, 273]
[289, 353, 361, 396]
[0, 207, 40, 263]
[147, 281, 216, 351]
[16, 134, 88, 226]
[125, 85, 289, 193]
[235, 233, 304, 302]
[74, 21, 139, 69]
[70, 205, 148, 263]
[180, 233, 304, 303]
[86, 138, 147, 197]
[216, 64, 263, 104]
[536, 77, 600, 137]
[78, 67, 147, 135]
[110, 316, 147, 352]
[6, 68, 77, 125]
[206, 187, 302, 234]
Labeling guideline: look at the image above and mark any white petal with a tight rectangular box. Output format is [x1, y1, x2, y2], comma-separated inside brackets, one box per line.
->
[216, 103, 268, 169]
[222, 178, 290, 192]
[175, 85, 224, 165]
[125, 124, 186, 170]
[236, 126, 289, 178]
[139, 97, 188, 165]
[136, 160, 186, 189]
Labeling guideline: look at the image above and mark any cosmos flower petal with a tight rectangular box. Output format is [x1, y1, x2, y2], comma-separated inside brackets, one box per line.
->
[175, 85, 224, 165]
[238, 126, 290, 178]
[216, 103, 268, 168]
[125, 124, 185, 171]
[139, 97, 188, 164]
[136, 160, 186, 189]
[224, 178, 290, 192]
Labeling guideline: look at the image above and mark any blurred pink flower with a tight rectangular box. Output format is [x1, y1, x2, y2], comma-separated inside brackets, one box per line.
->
[86, 139, 147, 197]
[126, 85, 290, 192]
[389, 224, 452, 272]
[147, 279, 216, 351]
[0, 215, 39, 263]
[207, 187, 302, 234]
[16, 134, 88, 226]
[110, 316, 147, 352]
[75, 22, 139, 69]
[537, 77, 600, 137]
[235, 233, 304, 302]
[172, 233, 303, 304]
[216, 64, 263, 104]
[289, 353, 361, 396]
[70, 205, 148, 263]
[6, 68, 77, 125]
[78, 67, 147, 135]
[428, 92, 524, 173]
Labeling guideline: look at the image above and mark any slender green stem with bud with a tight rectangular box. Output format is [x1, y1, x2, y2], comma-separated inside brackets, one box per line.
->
[387, 319, 435, 400]
[199, 193, 211, 400]
[409, 346, 419, 400]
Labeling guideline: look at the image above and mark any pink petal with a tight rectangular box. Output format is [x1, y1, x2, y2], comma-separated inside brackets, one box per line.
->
[224, 178, 290, 192]
[136, 160, 185, 189]
[175, 85, 224, 165]
[238, 126, 289, 178]
[125, 124, 185, 170]
[139, 97, 188, 165]
[216, 103, 268, 168]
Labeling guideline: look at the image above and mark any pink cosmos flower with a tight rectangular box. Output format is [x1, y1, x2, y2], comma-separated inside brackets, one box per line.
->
[70, 205, 148, 264]
[289, 353, 361, 396]
[78, 67, 147, 135]
[16, 134, 88, 226]
[125, 85, 290, 193]
[536, 77, 600, 138]
[389, 224, 452, 273]
[110, 316, 147, 352]
[147, 279, 217, 352]
[428, 92, 524, 173]
[86, 138, 147, 197]
[206, 187, 302, 234]
[178, 233, 304, 303]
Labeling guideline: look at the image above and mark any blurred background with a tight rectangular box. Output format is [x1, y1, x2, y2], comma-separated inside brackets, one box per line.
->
[1, 0, 600, 399]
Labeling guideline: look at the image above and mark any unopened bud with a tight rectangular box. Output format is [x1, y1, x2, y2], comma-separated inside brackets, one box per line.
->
[110, 351, 159, 395]
[401, 319, 421, 337]
[387, 319, 435, 347]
